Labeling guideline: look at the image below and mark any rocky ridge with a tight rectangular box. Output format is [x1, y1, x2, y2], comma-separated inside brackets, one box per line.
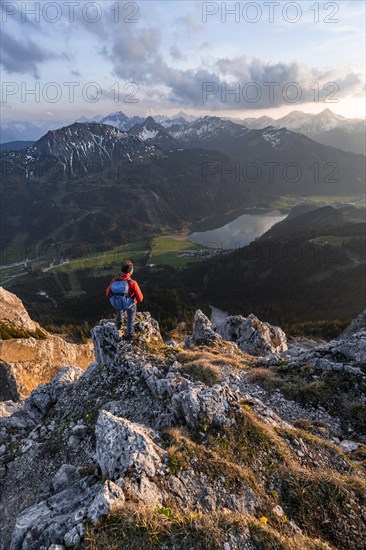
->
[0, 287, 94, 401]
[0, 301, 365, 549]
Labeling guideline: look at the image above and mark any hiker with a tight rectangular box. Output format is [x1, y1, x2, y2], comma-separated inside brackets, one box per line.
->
[106, 260, 143, 339]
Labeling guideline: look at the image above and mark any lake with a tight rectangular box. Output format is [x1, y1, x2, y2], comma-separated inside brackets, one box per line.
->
[189, 210, 287, 249]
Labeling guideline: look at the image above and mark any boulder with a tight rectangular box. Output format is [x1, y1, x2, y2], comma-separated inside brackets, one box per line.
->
[10, 477, 124, 550]
[214, 313, 288, 356]
[171, 382, 240, 429]
[0, 287, 40, 334]
[339, 440, 359, 454]
[96, 411, 165, 480]
[186, 309, 222, 347]
[87, 480, 125, 524]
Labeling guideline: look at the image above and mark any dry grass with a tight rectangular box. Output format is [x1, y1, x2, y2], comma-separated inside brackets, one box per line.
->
[82, 503, 333, 550]
[175, 347, 252, 386]
[249, 367, 281, 390]
[176, 349, 252, 369]
[165, 427, 263, 497]
[178, 360, 222, 386]
[280, 468, 366, 547]
[81, 411, 365, 549]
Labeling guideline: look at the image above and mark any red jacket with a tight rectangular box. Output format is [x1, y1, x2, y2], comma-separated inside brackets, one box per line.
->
[105, 272, 143, 303]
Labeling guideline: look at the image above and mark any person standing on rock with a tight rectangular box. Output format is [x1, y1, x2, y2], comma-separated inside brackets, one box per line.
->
[105, 260, 143, 340]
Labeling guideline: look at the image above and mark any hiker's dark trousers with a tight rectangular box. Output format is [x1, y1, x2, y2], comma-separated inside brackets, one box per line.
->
[116, 303, 136, 335]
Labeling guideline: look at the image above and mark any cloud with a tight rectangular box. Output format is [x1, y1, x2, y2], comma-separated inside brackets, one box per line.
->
[103, 17, 362, 112]
[158, 56, 364, 110]
[175, 14, 202, 33]
[199, 41, 211, 50]
[0, 30, 59, 78]
[170, 44, 186, 61]
[107, 26, 161, 81]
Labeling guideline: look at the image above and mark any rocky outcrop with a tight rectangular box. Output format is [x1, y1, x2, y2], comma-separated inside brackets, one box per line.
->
[187, 309, 223, 346]
[214, 313, 288, 355]
[284, 329, 366, 374]
[186, 309, 287, 356]
[338, 308, 366, 339]
[0, 287, 41, 334]
[0, 305, 365, 550]
[0, 316, 256, 549]
[0, 287, 94, 400]
[170, 382, 241, 429]
[10, 472, 125, 549]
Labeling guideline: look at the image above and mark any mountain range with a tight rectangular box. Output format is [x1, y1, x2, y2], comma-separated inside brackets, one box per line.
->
[235, 108, 365, 155]
[111, 115, 365, 195]
[1, 115, 365, 258]
[1, 121, 263, 255]
[1, 109, 364, 155]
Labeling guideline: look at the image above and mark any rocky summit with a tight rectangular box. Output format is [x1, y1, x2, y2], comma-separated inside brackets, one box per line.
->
[0, 296, 365, 549]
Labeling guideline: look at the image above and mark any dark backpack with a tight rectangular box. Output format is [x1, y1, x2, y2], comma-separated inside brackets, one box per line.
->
[109, 277, 134, 310]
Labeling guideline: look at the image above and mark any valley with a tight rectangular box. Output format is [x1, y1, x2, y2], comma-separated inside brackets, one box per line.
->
[0, 113, 364, 340]
[2, 197, 364, 342]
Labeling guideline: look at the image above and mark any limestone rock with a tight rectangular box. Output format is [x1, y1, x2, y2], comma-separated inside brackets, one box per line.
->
[2, 303, 366, 550]
[96, 411, 165, 480]
[91, 320, 120, 367]
[19, 366, 84, 425]
[51, 464, 81, 494]
[0, 286, 40, 334]
[288, 330, 366, 373]
[10, 476, 123, 550]
[135, 312, 164, 345]
[214, 313, 288, 356]
[338, 309, 366, 339]
[10, 478, 91, 549]
[87, 480, 125, 523]
[339, 440, 359, 453]
[171, 382, 240, 428]
[123, 473, 163, 506]
[187, 309, 222, 346]
[0, 288, 94, 401]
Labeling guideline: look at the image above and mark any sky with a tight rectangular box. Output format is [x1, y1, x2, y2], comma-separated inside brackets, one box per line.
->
[1, 0, 365, 122]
